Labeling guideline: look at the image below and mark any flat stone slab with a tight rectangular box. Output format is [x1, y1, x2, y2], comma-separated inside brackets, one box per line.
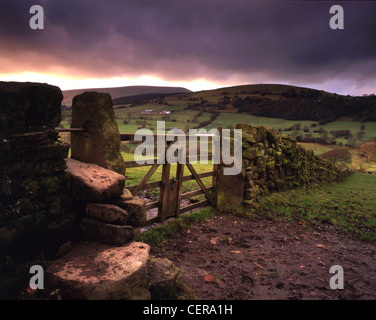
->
[65, 158, 125, 202]
[81, 218, 133, 245]
[86, 203, 129, 225]
[110, 198, 146, 227]
[46, 242, 151, 300]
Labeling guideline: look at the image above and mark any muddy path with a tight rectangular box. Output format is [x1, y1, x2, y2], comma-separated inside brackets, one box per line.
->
[151, 213, 376, 300]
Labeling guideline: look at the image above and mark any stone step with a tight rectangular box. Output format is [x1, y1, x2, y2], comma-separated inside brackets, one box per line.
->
[109, 198, 146, 227]
[81, 218, 134, 245]
[86, 203, 129, 225]
[46, 242, 151, 300]
[65, 158, 125, 202]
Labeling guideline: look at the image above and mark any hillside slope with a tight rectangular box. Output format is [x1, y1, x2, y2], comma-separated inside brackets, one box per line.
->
[62, 85, 191, 106]
[173, 84, 376, 123]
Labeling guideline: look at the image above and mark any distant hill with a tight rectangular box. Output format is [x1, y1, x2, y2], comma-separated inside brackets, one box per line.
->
[62, 85, 191, 106]
[177, 84, 376, 123]
[112, 92, 186, 106]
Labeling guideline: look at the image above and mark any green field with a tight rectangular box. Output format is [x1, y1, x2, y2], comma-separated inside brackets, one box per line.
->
[60, 103, 376, 174]
[122, 152, 214, 199]
[62, 106, 376, 142]
[61, 90, 376, 143]
[112, 103, 376, 135]
[112, 103, 376, 173]
[256, 173, 376, 243]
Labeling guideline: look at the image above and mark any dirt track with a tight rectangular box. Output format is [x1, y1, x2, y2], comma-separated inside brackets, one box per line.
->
[152, 213, 376, 300]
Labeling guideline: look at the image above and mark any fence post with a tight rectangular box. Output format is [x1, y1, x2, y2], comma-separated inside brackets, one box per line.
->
[211, 127, 222, 207]
[175, 163, 185, 217]
[158, 163, 171, 222]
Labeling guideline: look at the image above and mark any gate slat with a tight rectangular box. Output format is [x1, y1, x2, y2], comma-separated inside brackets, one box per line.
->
[125, 161, 155, 168]
[132, 163, 160, 197]
[179, 199, 210, 214]
[180, 185, 214, 200]
[186, 163, 215, 208]
[145, 201, 160, 210]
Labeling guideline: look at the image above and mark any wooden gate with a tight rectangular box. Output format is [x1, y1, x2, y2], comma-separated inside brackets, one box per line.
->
[121, 133, 219, 226]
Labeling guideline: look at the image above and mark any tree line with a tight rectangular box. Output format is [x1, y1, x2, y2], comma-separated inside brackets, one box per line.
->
[233, 92, 376, 124]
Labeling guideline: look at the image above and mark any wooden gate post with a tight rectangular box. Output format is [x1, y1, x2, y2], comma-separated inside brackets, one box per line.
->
[175, 163, 185, 217]
[158, 163, 171, 222]
[211, 127, 222, 207]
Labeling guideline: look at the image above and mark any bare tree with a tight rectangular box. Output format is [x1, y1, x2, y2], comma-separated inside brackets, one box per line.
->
[353, 158, 371, 173]
[359, 140, 376, 162]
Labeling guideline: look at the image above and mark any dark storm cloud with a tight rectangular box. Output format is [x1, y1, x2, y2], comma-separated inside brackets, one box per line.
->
[0, 0, 375, 93]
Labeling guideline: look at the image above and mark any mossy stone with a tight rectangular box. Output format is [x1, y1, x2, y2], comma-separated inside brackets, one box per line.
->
[0, 82, 62, 135]
[71, 92, 125, 175]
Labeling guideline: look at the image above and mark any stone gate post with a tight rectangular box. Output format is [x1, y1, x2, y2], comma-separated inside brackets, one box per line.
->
[70, 92, 125, 175]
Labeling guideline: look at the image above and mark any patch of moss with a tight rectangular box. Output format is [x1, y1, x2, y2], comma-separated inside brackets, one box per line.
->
[141, 207, 216, 247]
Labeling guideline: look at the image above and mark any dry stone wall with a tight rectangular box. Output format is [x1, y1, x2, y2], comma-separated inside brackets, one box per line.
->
[0, 82, 78, 297]
[238, 124, 352, 205]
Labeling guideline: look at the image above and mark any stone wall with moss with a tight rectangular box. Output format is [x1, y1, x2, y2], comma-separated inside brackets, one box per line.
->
[236, 124, 352, 205]
[0, 82, 77, 298]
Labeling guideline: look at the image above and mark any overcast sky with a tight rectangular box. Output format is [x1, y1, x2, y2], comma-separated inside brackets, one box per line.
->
[0, 0, 375, 95]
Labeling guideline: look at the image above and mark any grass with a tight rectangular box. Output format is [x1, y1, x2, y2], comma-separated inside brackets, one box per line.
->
[141, 207, 216, 247]
[297, 143, 376, 173]
[112, 106, 376, 159]
[140, 173, 376, 249]
[113, 101, 376, 172]
[62, 94, 376, 151]
[122, 152, 215, 200]
[256, 173, 376, 243]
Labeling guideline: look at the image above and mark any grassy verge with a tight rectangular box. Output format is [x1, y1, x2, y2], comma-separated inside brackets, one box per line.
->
[141, 207, 216, 247]
[255, 173, 376, 243]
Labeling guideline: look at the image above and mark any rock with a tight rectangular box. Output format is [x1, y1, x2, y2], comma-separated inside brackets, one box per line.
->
[129, 287, 151, 300]
[65, 158, 125, 202]
[0, 226, 16, 243]
[0, 81, 62, 135]
[235, 124, 262, 142]
[55, 241, 74, 258]
[111, 198, 146, 227]
[81, 218, 134, 245]
[149, 257, 182, 300]
[46, 242, 151, 300]
[70, 91, 125, 175]
[0, 274, 24, 300]
[86, 203, 129, 225]
[119, 188, 133, 201]
[133, 228, 141, 241]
